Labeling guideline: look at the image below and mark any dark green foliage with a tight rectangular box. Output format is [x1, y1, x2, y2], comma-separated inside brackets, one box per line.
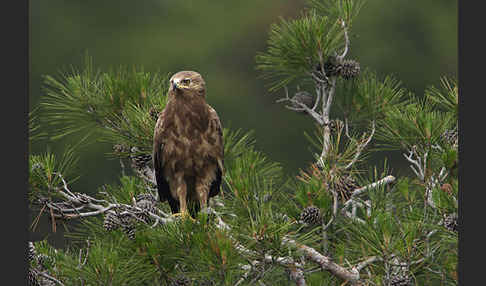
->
[334, 69, 408, 123]
[376, 96, 455, 151]
[28, 146, 79, 205]
[256, 0, 366, 91]
[425, 76, 458, 120]
[255, 9, 345, 90]
[307, 0, 366, 25]
[41, 55, 169, 148]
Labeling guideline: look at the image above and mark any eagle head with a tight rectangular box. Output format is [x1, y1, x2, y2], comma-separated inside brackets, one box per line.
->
[169, 71, 206, 98]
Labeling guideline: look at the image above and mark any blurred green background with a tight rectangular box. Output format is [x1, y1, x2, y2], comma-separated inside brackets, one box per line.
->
[29, 0, 457, 246]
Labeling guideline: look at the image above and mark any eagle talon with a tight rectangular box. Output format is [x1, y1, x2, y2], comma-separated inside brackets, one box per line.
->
[171, 211, 196, 222]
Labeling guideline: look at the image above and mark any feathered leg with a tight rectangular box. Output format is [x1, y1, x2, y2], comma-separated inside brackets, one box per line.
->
[171, 178, 194, 221]
[196, 179, 211, 220]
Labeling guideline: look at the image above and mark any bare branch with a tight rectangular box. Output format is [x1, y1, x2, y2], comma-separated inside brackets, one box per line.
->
[342, 175, 396, 212]
[282, 237, 369, 285]
[312, 85, 321, 112]
[307, 71, 328, 85]
[403, 147, 426, 181]
[353, 256, 381, 272]
[289, 264, 307, 286]
[32, 268, 65, 286]
[277, 86, 325, 125]
[323, 77, 337, 116]
[337, 19, 350, 61]
[350, 175, 396, 199]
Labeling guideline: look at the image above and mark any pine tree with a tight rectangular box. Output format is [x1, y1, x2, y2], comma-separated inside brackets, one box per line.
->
[28, 1, 457, 285]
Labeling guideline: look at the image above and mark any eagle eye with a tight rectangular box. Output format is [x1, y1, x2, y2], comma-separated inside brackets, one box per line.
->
[181, 78, 191, 85]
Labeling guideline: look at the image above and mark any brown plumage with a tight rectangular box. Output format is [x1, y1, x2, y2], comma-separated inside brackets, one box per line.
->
[153, 71, 224, 218]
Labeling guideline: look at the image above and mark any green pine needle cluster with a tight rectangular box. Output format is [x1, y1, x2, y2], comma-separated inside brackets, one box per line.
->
[256, 0, 366, 91]
[376, 94, 456, 152]
[255, 10, 344, 90]
[333, 69, 408, 123]
[41, 55, 169, 147]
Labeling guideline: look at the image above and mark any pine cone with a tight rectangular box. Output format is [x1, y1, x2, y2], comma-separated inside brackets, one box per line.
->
[291, 91, 315, 111]
[339, 59, 360, 79]
[388, 258, 413, 286]
[103, 212, 121, 231]
[300, 206, 322, 225]
[28, 268, 40, 286]
[119, 213, 136, 240]
[135, 194, 158, 223]
[389, 273, 413, 286]
[149, 107, 160, 121]
[36, 254, 51, 269]
[441, 126, 458, 147]
[113, 144, 129, 154]
[38, 276, 56, 286]
[28, 242, 36, 263]
[443, 213, 458, 233]
[123, 224, 136, 240]
[171, 275, 191, 286]
[333, 175, 359, 202]
[130, 147, 152, 169]
[136, 193, 157, 204]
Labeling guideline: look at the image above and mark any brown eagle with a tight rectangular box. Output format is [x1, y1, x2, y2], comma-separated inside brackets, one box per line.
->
[153, 71, 224, 219]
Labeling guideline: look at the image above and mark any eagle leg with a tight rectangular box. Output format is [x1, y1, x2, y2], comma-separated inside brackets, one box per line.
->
[172, 183, 195, 221]
[196, 184, 210, 213]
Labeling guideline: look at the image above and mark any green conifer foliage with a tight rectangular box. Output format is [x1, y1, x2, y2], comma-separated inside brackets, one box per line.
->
[28, 1, 457, 285]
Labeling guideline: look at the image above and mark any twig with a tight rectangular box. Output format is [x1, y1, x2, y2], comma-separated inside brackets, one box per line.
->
[337, 19, 350, 61]
[277, 86, 325, 125]
[345, 120, 376, 170]
[312, 85, 322, 112]
[341, 175, 396, 220]
[44, 175, 172, 226]
[288, 264, 307, 286]
[353, 256, 380, 272]
[307, 71, 328, 85]
[323, 77, 337, 116]
[403, 147, 426, 181]
[282, 237, 368, 285]
[346, 175, 395, 203]
[32, 268, 65, 286]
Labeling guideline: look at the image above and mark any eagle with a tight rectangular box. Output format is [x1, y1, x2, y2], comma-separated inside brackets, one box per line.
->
[153, 71, 224, 219]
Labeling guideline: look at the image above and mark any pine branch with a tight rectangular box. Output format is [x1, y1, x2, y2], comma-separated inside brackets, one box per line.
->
[276, 86, 324, 125]
[32, 268, 65, 286]
[341, 175, 396, 215]
[336, 19, 350, 61]
[39, 173, 172, 227]
[282, 237, 374, 285]
[403, 146, 427, 181]
[213, 204, 377, 285]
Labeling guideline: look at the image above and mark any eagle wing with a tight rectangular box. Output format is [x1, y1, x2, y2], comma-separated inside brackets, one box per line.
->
[207, 105, 224, 198]
[153, 108, 179, 212]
